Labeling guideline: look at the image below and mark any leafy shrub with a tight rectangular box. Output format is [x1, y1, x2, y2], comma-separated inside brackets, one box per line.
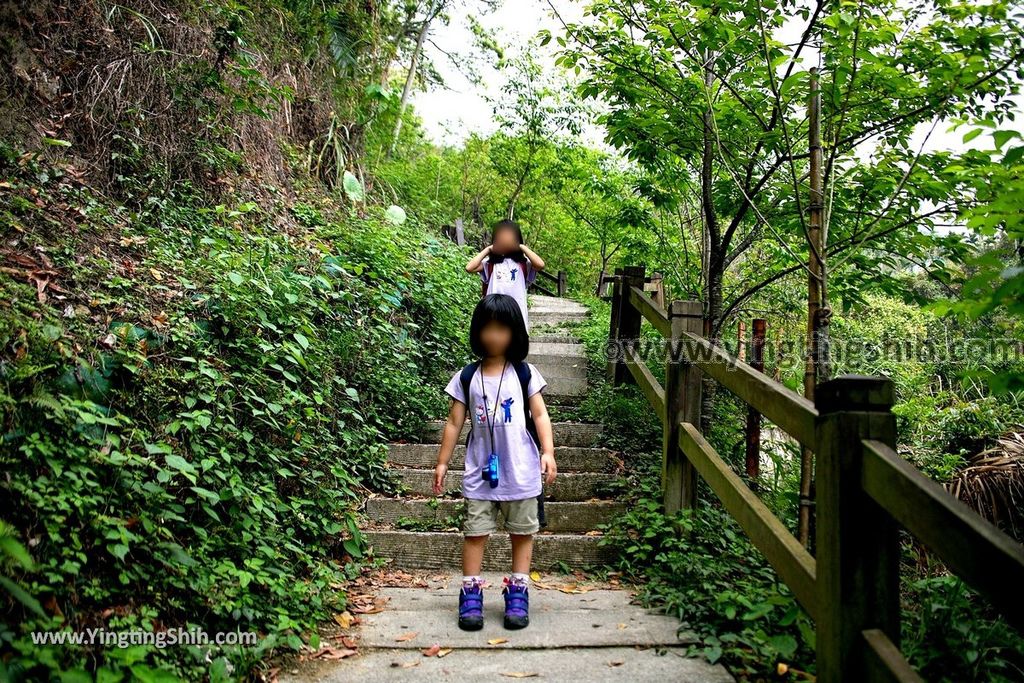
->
[599, 483, 815, 678]
[0, 144, 475, 680]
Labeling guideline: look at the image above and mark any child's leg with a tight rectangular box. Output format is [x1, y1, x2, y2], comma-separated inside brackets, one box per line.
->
[462, 534, 489, 576]
[509, 534, 533, 575]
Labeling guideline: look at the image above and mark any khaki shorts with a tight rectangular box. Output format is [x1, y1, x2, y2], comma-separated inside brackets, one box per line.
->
[464, 497, 540, 536]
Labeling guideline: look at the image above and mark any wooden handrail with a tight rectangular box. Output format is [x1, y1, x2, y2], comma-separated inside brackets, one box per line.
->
[623, 343, 666, 423]
[679, 421, 818, 618]
[862, 439, 1024, 631]
[529, 269, 568, 297]
[862, 630, 924, 683]
[681, 331, 818, 449]
[603, 263, 1024, 682]
[628, 286, 670, 337]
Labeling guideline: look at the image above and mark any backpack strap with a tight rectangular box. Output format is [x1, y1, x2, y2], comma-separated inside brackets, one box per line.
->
[512, 361, 540, 448]
[513, 360, 547, 529]
[459, 361, 481, 447]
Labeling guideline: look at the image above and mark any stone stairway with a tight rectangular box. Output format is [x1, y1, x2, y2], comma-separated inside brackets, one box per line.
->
[362, 295, 620, 571]
[284, 295, 733, 682]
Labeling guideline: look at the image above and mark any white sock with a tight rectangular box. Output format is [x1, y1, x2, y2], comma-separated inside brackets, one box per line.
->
[462, 575, 482, 586]
[510, 572, 530, 585]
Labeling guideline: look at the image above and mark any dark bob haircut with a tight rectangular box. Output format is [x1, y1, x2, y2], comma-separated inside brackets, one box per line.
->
[488, 219, 527, 263]
[469, 293, 529, 362]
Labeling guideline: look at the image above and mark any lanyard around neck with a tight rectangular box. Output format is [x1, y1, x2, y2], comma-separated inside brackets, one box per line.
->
[479, 360, 508, 455]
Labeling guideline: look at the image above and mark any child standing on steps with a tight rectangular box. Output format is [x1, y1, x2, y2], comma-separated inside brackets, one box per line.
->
[465, 219, 546, 331]
[433, 294, 557, 631]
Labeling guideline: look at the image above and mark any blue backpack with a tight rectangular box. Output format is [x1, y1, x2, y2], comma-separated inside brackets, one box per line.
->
[459, 360, 547, 528]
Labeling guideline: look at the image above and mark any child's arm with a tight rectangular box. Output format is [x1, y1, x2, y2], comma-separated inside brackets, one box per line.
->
[529, 392, 557, 484]
[465, 244, 492, 273]
[433, 398, 467, 494]
[520, 243, 545, 271]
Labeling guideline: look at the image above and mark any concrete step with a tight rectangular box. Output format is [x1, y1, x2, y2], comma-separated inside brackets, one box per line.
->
[388, 444, 621, 472]
[531, 310, 589, 326]
[542, 375, 588, 396]
[530, 332, 581, 344]
[418, 421, 603, 447]
[533, 361, 587, 382]
[364, 530, 614, 570]
[352, 574, 695, 648]
[530, 341, 587, 358]
[365, 499, 626, 532]
[395, 469, 616, 501]
[528, 294, 588, 310]
[282, 645, 733, 682]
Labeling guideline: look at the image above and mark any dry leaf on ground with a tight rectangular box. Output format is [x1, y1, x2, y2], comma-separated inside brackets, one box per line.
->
[436, 648, 453, 657]
[421, 644, 441, 657]
[390, 660, 420, 668]
[333, 611, 355, 629]
[395, 631, 418, 642]
[500, 673, 538, 678]
[487, 638, 508, 645]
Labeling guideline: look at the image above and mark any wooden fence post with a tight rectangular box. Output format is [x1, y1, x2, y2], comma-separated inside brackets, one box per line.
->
[663, 300, 703, 513]
[607, 266, 645, 386]
[745, 318, 766, 479]
[606, 268, 624, 384]
[815, 375, 900, 682]
[557, 270, 567, 297]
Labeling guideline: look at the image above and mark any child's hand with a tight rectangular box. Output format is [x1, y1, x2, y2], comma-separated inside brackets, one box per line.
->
[541, 452, 557, 485]
[432, 463, 448, 495]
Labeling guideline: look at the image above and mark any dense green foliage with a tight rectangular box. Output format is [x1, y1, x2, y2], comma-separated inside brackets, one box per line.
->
[0, 140, 475, 679]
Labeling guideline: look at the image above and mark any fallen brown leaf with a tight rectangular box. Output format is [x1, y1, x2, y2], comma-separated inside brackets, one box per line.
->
[333, 611, 355, 629]
[500, 673, 538, 678]
[436, 648, 453, 658]
[395, 631, 418, 642]
[487, 638, 508, 645]
[313, 646, 357, 660]
[608, 661, 624, 667]
[390, 660, 420, 668]
[421, 644, 441, 657]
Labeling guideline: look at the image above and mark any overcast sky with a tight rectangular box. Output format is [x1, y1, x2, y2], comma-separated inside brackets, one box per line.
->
[410, 0, 1015, 155]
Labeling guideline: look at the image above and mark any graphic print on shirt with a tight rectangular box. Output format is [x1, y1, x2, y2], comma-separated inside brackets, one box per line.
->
[510, 266, 517, 281]
[501, 397, 514, 423]
[475, 403, 487, 424]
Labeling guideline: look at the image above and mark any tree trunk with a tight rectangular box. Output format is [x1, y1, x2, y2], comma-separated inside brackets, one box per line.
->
[699, 63, 723, 435]
[800, 68, 830, 548]
[388, 4, 432, 157]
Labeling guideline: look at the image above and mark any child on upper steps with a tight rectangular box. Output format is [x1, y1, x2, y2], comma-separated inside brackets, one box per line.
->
[465, 219, 546, 332]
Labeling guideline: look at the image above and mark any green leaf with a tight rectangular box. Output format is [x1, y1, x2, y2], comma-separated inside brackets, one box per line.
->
[342, 171, 364, 202]
[0, 536, 35, 570]
[164, 454, 197, 482]
[228, 271, 244, 286]
[384, 204, 407, 225]
[768, 634, 798, 659]
[0, 576, 46, 617]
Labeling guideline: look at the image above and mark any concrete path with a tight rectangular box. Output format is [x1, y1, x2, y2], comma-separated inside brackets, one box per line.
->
[280, 572, 733, 682]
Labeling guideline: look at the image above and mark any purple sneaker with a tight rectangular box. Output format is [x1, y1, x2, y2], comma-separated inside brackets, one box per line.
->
[502, 577, 529, 629]
[458, 580, 484, 631]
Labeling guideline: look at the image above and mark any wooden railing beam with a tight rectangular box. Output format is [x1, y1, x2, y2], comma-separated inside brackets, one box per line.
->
[681, 331, 818, 449]
[862, 439, 1024, 631]
[679, 422, 818, 618]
